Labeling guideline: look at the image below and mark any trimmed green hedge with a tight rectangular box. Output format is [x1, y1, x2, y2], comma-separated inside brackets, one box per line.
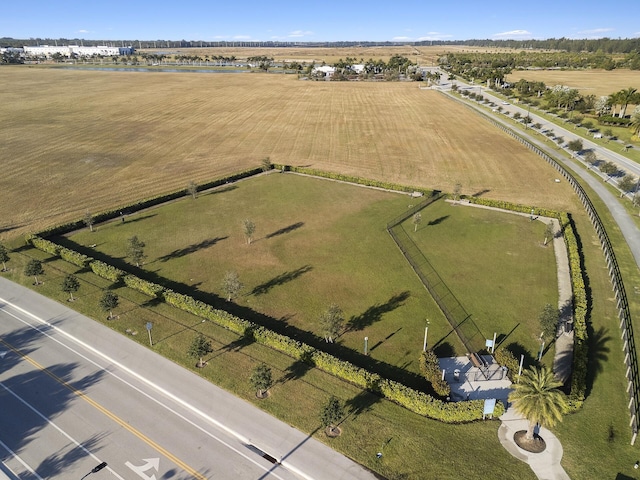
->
[90, 260, 124, 283]
[276, 164, 432, 195]
[463, 197, 589, 409]
[36, 167, 263, 238]
[26, 234, 60, 256]
[27, 167, 518, 423]
[123, 274, 165, 298]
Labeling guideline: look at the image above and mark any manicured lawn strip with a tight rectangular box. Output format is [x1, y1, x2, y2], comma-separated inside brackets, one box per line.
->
[66, 173, 457, 383]
[1, 243, 534, 480]
[402, 198, 558, 364]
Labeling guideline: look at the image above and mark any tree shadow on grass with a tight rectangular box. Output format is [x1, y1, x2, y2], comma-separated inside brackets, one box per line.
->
[585, 326, 611, 396]
[427, 215, 449, 226]
[433, 341, 455, 358]
[48, 237, 430, 391]
[265, 222, 304, 239]
[345, 390, 381, 419]
[471, 189, 491, 198]
[250, 265, 312, 296]
[347, 291, 410, 332]
[158, 237, 228, 262]
[496, 323, 520, 348]
[279, 356, 313, 385]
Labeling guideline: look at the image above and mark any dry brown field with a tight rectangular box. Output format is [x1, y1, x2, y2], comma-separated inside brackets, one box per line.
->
[507, 68, 640, 97]
[143, 45, 512, 66]
[0, 66, 580, 238]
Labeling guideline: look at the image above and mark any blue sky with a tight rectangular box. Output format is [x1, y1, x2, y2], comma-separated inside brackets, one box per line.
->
[4, 0, 639, 42]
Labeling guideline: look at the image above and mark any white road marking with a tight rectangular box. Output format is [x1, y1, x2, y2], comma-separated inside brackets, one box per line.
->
[0, 437, 44, 480]
[0, 381, 124, 480]
[125, 458, 159, 480]
[0, 298, 294, 480]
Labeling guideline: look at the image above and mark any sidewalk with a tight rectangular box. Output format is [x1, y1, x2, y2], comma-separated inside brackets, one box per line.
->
[499, 409, 570, 480]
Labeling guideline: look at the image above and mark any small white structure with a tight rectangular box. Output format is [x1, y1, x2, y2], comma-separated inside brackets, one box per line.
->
[313, 65, 336, 77]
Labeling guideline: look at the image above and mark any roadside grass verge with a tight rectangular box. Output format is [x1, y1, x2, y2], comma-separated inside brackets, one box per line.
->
[1, 241, 534, 480]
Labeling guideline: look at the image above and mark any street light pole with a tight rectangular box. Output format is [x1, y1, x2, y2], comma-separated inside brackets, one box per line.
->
[423, 319, 430, 352]
[80, 462, 108, 480]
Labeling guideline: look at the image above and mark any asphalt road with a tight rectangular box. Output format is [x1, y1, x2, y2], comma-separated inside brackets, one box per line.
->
[0, 277, 378, 480]
[433, 73, 640, 268]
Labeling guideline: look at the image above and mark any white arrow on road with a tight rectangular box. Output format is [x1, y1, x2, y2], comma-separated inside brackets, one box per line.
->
[125, 458, 160, 480]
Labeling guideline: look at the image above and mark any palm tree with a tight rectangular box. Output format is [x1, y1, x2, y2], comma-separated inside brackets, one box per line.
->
[630, 106, 640, 138]
[617, 87, 638, 118]
[508, 366, 568, 440]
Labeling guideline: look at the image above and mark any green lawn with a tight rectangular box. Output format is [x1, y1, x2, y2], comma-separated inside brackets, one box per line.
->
[66, 174, 556, 374]
[4, 171, 637, 478]
[404, 199, 558, 366]
[2, 244, 535, 480]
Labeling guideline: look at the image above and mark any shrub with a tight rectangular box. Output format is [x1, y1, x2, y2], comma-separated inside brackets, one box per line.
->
[26, 235, 60, 256]
[90, 260, 124, 283]
[59, 247, 93, 268]
[123, 274, 164, 297]
[419, 350, 451, 396]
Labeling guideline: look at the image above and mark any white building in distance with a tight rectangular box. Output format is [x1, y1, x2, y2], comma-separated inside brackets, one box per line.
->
[23, 45, 134, 57]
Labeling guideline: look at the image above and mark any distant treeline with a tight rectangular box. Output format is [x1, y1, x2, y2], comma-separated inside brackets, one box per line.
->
[2, 37, 639, 54]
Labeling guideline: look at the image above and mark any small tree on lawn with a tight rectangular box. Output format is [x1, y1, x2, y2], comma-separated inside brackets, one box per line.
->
[321, 395, 345, 436]
[127, 235, 146, 267]
[25, 259, 44, 285]
[100, 291, 119, 320]
[567, 139, 583, 153]
[319, 304, 344, 343]
[242, 219, 256, 245]
[600, 161, 619, 177]
[83, 210, 95, 232]
[539, 303, 558, 341]
[583, 150, 597, 166]
[221, 270, 243, 301]
[543, 222, 555, 246]
[250, 363, 273, 398]
[453, 182, 462, 203]
[187, 180, 198, 199]
[188, 333, 213, 368]
[412, 212, 422, 232]
[618, 175, 637, 197]
[0, 243, 10, 271]
[261, 157, 272, 172]
[62, 274, 80, 301]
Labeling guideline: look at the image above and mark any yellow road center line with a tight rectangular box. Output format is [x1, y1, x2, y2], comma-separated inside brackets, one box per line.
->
[0, 338, 207, 480]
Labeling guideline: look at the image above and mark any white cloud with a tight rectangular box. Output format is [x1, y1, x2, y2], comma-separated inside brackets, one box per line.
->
[288, 30, 313, 38]
[392, 36, 412, 41]
[417, 32, 453, 41]
[78, 29, 89, 33]
[213, 35, 229, 39]
[233, 35, 251, 40]
[492, 29, 532, 38]
[578, 27, 613, 35]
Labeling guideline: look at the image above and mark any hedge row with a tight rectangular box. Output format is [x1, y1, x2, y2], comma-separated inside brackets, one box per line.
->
[276, 164, 432, 195]
[598, 115, 631, 126]
[27, 232, 497, 422]
[27, 168, 514, 423]
[36, 167, 263, 238]
[123, 274, 165, 298]
[463, 197, 589, 408]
